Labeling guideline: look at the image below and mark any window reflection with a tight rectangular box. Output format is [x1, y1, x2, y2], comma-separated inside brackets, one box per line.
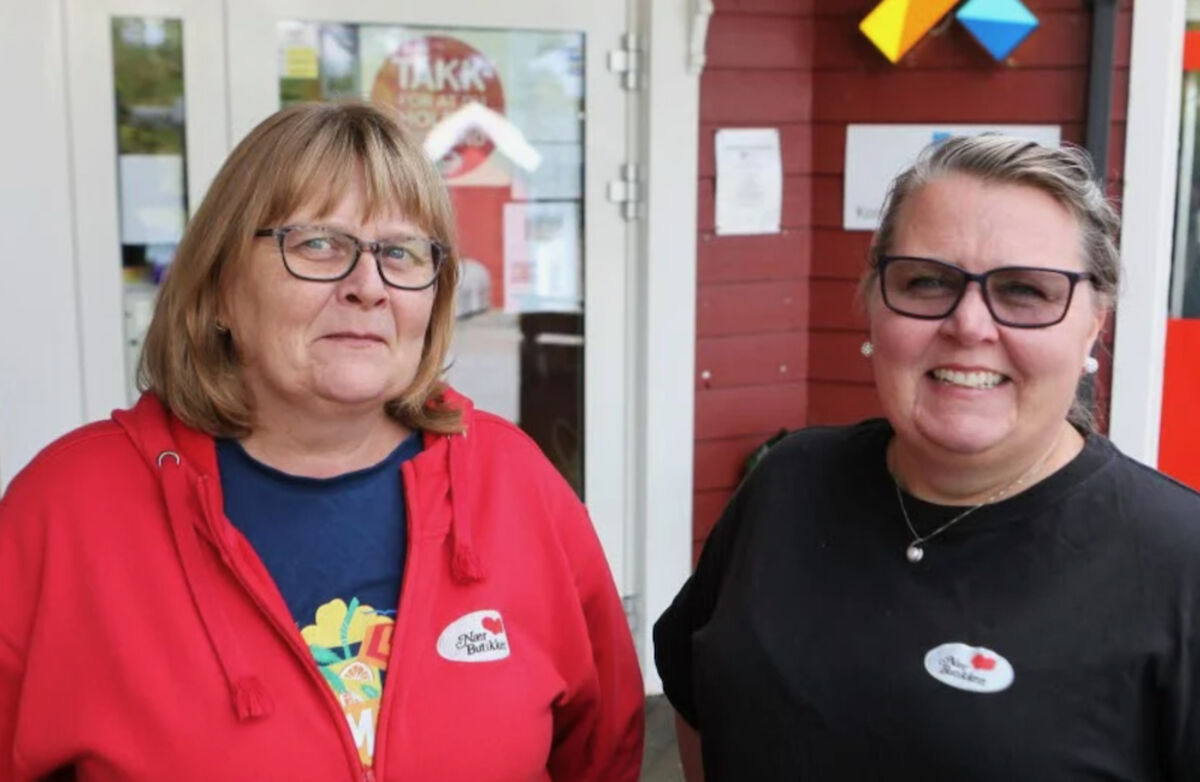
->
[112, 17, 187, 401]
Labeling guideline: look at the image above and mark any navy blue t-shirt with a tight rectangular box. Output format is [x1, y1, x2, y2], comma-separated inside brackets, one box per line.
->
[216, 432, 421, 766]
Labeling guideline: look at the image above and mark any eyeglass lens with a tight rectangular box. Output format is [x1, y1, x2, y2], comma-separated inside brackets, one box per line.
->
[882, 258, 1077, 326]
[280, 226, 439, 288]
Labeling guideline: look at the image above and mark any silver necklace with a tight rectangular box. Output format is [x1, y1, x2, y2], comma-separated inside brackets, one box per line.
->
[892, 440, 1058, 564]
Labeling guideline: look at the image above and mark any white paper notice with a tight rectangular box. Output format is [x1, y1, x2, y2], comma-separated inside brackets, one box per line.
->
[502, 202, 582, 314]
[715, 128, 782, 236]
[843, 124, 1062, 230]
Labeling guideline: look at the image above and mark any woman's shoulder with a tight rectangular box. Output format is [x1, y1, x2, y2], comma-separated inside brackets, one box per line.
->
[467, 409, 553, 463]
[1069, 442, 1200, 579]
[1081, 448, 1200, 626]
[3, 419, 145, 508]
[753, 418, 890, 481]
[461, 410, 576, 496]
[10, 419, 139, 482]
[1105, 446, 1200, 532]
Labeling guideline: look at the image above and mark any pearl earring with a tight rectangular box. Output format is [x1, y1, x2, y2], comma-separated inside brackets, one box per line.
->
[861, 341, 874, 357]
[1083, 356, 1099, 375]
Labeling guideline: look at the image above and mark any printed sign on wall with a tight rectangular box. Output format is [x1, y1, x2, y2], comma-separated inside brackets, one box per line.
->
[843, 124, 1061, 231]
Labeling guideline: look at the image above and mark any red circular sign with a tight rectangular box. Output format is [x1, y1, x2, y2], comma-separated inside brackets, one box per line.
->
[371, 35, 506, 179]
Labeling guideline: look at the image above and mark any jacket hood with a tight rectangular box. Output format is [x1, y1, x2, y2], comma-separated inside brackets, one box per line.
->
[111, 389, 482, 723]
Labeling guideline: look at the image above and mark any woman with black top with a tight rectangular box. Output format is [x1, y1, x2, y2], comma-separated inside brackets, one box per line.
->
[654, 135, 1200, 780]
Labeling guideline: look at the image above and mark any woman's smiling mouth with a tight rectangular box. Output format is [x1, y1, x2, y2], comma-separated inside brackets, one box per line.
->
[928, 368, 1010, 390]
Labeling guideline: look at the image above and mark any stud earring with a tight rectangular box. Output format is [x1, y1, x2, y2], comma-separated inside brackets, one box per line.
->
[1083, 355, 1099, 375]
[861, 341, 874, 358]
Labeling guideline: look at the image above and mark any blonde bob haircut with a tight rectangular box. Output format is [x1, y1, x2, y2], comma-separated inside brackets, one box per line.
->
[139, 101, 463, 437]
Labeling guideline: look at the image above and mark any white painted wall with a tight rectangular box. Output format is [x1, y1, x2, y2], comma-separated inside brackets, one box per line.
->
[0, 0, 85, 492]
[1110, 0, 1186, 465]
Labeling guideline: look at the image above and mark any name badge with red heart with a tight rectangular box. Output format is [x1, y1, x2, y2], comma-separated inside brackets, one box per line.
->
[437, 610, 511, 663]
[924, 642, 1014, 693]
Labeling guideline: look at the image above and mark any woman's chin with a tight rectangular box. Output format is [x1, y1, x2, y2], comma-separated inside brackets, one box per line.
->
[311, 376, 401, 408]
[912, 413, 1015, 456]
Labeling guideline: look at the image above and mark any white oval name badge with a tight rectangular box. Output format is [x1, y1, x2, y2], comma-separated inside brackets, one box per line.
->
[924, 643, 1014, 694]
[436, 610, 511, 663]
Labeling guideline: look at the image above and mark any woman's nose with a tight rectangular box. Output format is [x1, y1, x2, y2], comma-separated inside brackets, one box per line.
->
[338, 247, 389, 306]
[940, 282, 999, 343]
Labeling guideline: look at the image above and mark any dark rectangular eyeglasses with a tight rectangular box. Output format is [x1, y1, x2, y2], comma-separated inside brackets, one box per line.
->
[254, 225, 447, 291]
[878, 256, 1094, 329]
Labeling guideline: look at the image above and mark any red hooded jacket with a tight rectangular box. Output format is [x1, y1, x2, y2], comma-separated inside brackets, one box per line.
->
[0, 392, 644, 781]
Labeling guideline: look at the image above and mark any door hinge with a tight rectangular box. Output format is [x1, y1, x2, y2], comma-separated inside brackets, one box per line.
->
[622, 595, 639, 637]
[606, 163, 641, 221]
[607, 33, 643, 91]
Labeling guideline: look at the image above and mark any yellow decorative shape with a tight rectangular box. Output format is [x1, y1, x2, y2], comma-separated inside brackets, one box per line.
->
[301, 598, 379, 648]
[861, 0, 962, 63]
[860, 0, 910, 63]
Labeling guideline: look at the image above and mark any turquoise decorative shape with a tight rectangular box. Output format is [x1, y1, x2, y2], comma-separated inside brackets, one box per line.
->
[955, 0, 1039, 61]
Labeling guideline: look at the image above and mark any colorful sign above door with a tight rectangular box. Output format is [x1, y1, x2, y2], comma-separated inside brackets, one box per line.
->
[860, 0, 1039, 64]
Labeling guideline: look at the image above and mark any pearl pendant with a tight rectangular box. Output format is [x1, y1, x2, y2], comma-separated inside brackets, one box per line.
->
[906, 544, 925, 563]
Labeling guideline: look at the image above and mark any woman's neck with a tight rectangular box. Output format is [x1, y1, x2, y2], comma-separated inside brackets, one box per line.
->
[888, 421, 1084, 506]
[238, 401, 411, 479]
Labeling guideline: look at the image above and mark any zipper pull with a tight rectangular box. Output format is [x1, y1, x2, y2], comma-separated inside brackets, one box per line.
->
[362, 769, 376, 782]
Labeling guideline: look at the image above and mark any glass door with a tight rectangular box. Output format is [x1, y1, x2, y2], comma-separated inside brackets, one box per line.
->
[226, 0, 632, 589]
[65, 0, 228, 418]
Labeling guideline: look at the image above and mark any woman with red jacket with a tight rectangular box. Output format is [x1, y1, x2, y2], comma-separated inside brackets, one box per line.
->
[0, 101, 643, 782]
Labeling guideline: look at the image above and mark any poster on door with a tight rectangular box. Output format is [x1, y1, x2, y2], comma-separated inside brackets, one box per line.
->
[366, 33, 505, 181]
[359, 27, 582, 190]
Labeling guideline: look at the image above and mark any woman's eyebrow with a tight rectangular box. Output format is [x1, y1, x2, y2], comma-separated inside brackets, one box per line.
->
[296, 220, 426, 239]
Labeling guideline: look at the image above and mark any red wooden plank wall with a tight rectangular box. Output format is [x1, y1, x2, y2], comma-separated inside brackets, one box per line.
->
[692, 0, 1133, 559]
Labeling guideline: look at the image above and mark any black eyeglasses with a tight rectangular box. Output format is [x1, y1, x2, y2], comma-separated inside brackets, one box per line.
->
[877, 256, 1094, 329]
[254, 225, 448, 291]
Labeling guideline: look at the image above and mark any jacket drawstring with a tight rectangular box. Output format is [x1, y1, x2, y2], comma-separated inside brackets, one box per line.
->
[448, 427, 484, 584]
[157, 450, 274, 721]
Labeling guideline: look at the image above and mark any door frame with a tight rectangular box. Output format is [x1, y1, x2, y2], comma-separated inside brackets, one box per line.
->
[1110, 0, 1186, 465]
[633, 0, 701, 693]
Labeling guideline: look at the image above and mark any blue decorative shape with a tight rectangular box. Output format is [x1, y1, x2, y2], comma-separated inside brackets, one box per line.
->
[956, 0, 1039, 61]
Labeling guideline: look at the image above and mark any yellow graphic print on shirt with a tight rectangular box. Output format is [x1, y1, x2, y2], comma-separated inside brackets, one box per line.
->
[301, 598, 395, 767]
